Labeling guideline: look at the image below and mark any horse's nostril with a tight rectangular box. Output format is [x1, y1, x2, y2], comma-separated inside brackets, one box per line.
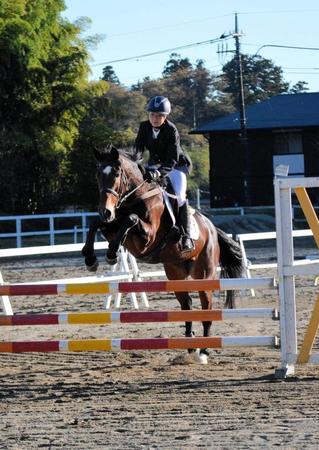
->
[99, 208, 111, 222]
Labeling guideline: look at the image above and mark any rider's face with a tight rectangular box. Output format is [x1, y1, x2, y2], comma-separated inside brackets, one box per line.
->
[149, 112, 167, 128]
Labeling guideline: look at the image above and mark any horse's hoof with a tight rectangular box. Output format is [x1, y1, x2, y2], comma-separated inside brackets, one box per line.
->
[105, 254, 118, 265]
[193, 349, 208, 365]
[200, 348, 210, 356]
[86, 259, 99, 272]
[84, 256, 99, 272]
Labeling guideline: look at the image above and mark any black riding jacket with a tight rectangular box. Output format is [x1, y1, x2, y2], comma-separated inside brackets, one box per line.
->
[134, 119, 191, 176]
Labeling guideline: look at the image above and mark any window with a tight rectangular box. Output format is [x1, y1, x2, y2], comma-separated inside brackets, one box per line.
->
[273, 131, 303, 155]
[273, 130, 304, 176]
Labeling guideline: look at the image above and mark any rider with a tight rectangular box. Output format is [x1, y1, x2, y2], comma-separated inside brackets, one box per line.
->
[134, 95, 194, 252]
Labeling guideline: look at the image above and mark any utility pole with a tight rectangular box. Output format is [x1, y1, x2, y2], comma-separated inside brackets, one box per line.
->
[233, 13, 251, 205]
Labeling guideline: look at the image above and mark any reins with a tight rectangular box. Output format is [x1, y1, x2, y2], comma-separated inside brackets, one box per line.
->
[116, 179, 146, 208]
[116, 174, 162, 209]
[99, 159, 163, 210]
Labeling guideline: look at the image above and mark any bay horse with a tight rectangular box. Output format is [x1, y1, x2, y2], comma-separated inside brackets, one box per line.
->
[82, 146, 243, 363]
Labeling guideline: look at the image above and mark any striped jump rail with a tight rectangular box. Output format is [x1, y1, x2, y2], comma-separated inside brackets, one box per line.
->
[0, 308, 279, 326]
[0, 277, 276, 296]
[0, 336, 279, 353]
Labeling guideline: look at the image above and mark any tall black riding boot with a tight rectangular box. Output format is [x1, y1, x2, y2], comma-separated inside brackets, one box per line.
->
[178, 201, 194, 252]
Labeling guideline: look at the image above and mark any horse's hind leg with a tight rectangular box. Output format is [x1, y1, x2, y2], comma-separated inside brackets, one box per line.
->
[191, 245, 217, 361]
[198, 290, 213, 357]
[164, 263, 198, 361]
[174, 291, 194, 339]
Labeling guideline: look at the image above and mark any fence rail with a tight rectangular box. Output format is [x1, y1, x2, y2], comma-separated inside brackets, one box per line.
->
[0, 204, 317, 248]
[0, 212, 98, 248]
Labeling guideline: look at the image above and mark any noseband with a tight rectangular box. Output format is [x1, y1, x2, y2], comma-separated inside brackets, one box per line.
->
[104, 187, 120, 199]
[100, 165, 127, 208]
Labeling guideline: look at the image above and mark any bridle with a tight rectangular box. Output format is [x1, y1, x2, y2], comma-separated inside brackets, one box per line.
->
[100, 163, 147, 210]
[98, 159, 165, 226]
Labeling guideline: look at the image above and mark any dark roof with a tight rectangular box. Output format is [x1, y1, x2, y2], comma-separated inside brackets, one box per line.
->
[191, 92, 319, 134]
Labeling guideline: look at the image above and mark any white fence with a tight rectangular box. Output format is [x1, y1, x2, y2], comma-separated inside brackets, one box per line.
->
[1, 206, 313, 249]
[0, 212, 98, 247]
[0, 243, 166, 314]
[237, 229, 318, 296]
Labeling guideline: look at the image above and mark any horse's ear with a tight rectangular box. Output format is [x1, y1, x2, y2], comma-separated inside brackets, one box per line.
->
[110, 145, 119, 160]
[93, 148, 103, 162]
[138, 163, 146, 174]
[93, 146, 119, 163]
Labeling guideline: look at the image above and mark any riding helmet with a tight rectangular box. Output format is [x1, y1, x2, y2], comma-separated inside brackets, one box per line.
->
[147, 96, 171, 115]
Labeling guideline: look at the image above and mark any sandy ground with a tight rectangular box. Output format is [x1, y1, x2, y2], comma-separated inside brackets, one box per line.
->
[0, 245, 319, 450]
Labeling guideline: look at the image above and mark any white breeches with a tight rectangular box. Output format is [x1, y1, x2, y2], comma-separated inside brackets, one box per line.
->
[146, 165, 187, 207]
[167, 169, 187, 206]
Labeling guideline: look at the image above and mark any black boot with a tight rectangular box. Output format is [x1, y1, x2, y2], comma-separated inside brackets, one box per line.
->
[178, 201, 194, 252]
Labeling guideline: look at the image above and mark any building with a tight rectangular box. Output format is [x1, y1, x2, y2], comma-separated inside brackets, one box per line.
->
[191, 93, 319, 207]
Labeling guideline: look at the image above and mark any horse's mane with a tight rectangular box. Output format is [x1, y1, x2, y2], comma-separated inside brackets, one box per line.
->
[120, 148, 144, 167]
[97, 146, 145, 178]
[99, 146, 144, 167]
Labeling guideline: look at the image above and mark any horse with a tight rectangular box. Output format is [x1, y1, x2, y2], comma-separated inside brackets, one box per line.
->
[82, 146, 243, 363]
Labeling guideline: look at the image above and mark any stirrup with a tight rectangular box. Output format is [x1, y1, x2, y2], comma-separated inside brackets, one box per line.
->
[180, 235, 194, 252]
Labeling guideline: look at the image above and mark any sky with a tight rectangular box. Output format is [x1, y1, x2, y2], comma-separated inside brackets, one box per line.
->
[63, 0, 319, 92]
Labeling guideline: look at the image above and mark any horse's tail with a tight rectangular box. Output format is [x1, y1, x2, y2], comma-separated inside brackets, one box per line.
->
[216, 227, 243, 309]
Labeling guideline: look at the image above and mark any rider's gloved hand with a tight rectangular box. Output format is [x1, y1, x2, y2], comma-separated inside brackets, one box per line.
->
[143, 169, 161, 182]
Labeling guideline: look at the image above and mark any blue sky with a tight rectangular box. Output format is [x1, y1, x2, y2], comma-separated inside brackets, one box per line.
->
[63, 1, 319, 92]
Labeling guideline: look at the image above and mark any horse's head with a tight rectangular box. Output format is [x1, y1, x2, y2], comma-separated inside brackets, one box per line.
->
[95, 146, 143, 223]
[94, 146, 125, 223]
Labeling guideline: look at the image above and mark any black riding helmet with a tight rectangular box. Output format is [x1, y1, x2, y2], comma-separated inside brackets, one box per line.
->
[147, 96, 171, 115]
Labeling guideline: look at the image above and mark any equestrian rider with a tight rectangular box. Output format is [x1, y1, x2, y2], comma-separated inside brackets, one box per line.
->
[134, 95, 194, 252]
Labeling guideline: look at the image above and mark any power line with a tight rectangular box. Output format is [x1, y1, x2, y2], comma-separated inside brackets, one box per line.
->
[282, 67, 319, 70]
[254, 44, 319, 56]
[91, 35, 232, 67]
[105, 14, 232, 38]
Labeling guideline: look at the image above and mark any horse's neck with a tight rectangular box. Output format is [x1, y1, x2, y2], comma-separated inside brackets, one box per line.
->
[123, 160, 164, 214]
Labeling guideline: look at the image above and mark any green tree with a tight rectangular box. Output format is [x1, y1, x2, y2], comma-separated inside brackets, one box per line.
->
[289, 80, 309, 94]
[0, 0, 107, 213]
[162, 53, 193, 77]
[187, 136, 210, 198]
[101, 65, 120, 84]
[222, 54, 290, 106]
[67, 83, 147, 208]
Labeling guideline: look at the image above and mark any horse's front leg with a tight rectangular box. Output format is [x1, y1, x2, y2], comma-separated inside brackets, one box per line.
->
[82, 217, 102, 272]
[106, 214, 139, 265]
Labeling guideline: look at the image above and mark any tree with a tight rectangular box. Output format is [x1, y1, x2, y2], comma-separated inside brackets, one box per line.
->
[0, 0, 107, 213]
[187, 136, 210, 198]
[66, 83, 147, 209]
[162, 53, 193, 78]
[222, 54, 290, 106]
[101, 65, 120, 84]
[289, 80, 309, 94]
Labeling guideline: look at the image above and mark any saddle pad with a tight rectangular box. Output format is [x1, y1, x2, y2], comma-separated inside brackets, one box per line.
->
[163, 192, 199, 240]
[189, 213, 200, 240]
